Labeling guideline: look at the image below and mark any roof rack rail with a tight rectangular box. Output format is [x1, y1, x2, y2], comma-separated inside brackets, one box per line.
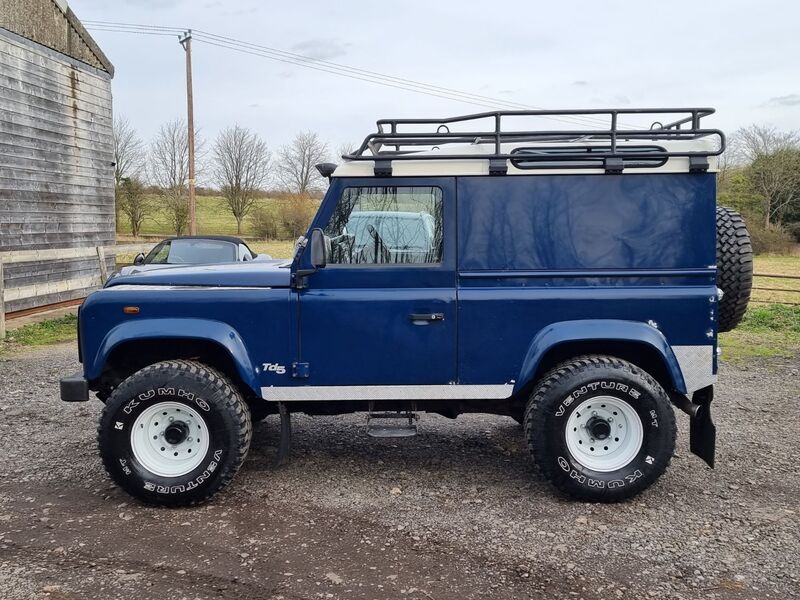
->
[343, 108, 725, 175]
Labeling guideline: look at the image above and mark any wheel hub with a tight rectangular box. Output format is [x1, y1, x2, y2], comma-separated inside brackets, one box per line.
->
[586, 416, 611, 440]
[163, 421, 189, 445]
[564, 395, 644, 472]
[130, 402, 209, 478]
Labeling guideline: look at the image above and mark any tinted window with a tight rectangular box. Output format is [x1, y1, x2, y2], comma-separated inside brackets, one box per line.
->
[324, 187, 443, 264]
[148, 239, 237, 264]
[145, 242, 171, 264]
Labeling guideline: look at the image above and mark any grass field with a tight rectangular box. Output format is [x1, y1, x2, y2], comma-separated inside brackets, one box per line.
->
[120, 195, 283, 238]
[751, 255, 800, 305]
[719, 255, 800, 362]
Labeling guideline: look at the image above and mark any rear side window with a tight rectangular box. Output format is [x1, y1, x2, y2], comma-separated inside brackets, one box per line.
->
[324, 186, 443, 265]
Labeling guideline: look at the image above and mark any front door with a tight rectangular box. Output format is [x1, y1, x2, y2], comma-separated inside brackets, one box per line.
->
[293, 178, 457, 398]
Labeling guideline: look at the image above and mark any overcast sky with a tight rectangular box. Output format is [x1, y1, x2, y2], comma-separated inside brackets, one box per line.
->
[75, 0, 799, 155]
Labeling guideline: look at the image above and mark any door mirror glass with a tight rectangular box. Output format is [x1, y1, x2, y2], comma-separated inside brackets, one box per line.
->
[133, 253, 145, 266]
[309, 228, 327, 268]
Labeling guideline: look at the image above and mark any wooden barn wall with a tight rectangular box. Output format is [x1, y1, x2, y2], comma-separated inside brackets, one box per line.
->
[0, 27, 115, 312]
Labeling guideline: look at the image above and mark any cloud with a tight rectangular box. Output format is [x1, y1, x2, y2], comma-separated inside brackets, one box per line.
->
[291, 38, 350, 61]
[572, 80, 589, 86]
[765, 94, 800, 107]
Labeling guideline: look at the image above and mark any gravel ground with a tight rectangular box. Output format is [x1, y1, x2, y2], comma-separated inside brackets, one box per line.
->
[0, 342, 798, 600]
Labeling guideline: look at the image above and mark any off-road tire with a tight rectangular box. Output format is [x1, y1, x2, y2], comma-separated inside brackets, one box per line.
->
[98, 360, 252, 507]
[716, 206, 752, 332]
[524, 356, 676, 502]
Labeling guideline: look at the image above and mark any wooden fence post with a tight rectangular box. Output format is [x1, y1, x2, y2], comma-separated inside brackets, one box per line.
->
[96, 246, 108, 284]
[0, 259, 6, 340]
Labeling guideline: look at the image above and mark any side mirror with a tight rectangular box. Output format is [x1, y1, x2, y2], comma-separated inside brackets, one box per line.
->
[309, 228, 327, 268]
[133, 253, 145, 266]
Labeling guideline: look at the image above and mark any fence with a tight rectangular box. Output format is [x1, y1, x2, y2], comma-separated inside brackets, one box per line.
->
[0, 243, 152, 337]
[0, 252, 797, 339]
[751, 273, 800, 306]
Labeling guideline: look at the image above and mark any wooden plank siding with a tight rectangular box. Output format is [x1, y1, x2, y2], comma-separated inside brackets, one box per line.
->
[0, 26, 114, 312]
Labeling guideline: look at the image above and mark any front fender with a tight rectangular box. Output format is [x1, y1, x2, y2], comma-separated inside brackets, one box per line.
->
[86, 318, 259, 395]
[514, 319, 686, 395]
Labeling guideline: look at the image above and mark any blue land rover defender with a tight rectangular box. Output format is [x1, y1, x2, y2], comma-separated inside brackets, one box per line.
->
[61, 108, 753, 506]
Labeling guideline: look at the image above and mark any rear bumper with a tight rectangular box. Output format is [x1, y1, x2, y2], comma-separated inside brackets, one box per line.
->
[60, 373, 89, 402]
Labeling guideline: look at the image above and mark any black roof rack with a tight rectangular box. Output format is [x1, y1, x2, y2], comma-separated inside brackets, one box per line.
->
[343, 108, 725, 175]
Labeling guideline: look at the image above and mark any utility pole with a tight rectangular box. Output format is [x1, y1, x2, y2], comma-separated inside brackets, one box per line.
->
[179, 30, 197, 235]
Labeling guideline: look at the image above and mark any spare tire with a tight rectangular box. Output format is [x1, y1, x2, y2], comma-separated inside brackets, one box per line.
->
[716, 206, 753, 332]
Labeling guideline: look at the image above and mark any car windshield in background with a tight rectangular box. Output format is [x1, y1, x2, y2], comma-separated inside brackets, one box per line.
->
[346, 212, 435, 252]
[146, 239, 237, 265]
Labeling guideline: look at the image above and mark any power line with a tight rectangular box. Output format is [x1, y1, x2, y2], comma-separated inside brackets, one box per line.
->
[84, 20, 619, 128]
[189, 28, 612, 127]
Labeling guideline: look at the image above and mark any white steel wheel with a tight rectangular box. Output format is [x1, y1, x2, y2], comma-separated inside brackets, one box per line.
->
[564, 395, 643, 472]
[130, 401, 210, 477]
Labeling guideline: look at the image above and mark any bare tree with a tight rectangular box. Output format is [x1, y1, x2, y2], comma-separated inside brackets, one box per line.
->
[149, 119, 204, 235]
[337, 142, 358, 159]
[113, 115, 146, 186]
[117, 177, 152, 237]
[730, 124, 800, 164]
[213, 125, 271, 234]
[277, 131, 329, 194]
[731, 125, 800, 227]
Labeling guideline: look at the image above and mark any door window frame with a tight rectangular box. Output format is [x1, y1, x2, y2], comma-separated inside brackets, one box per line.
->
[294, 177, 457, 286]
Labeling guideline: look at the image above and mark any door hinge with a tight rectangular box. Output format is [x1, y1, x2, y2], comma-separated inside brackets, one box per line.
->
[292, 362, 310, 378]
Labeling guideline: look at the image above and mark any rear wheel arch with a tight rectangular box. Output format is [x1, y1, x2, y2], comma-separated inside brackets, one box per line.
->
[513, 337, 685, 410]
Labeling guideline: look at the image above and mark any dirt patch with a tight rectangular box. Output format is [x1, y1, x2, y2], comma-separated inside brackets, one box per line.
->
[0, 343, 798, 599]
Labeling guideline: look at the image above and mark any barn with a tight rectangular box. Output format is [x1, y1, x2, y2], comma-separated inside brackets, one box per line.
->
[0, 0, 115, 323]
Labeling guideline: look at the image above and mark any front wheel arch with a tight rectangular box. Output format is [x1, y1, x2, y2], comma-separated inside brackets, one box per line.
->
[93, 338, 258, 404]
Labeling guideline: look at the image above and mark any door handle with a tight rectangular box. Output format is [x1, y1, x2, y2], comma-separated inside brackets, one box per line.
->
[409, 313, 445, 323]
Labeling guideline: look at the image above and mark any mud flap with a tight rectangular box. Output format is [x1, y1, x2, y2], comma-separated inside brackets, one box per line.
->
[690, 385, 716, 468]
[276, 402, 292, 466]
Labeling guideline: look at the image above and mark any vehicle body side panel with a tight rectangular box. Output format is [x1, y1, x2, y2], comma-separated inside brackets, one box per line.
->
[456, 173, 717, 393]
[80, 287, 292, 396]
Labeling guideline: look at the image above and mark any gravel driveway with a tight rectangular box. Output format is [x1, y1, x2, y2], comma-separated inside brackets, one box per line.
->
[0, 342, 798, 600]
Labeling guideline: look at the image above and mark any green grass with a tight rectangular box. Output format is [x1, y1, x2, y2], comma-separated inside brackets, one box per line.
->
[1, 314, 77, 356]
[719, 304, 800, 363]
[248, 240, 296, 259]
[119, 195, 282, 238]
[752, 255, 800, 305]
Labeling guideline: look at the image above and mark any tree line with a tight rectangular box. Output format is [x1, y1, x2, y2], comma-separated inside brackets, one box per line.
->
[719, 124, 800, 253]
[113, 116, 353, 238]
[115, 117, 800, 253]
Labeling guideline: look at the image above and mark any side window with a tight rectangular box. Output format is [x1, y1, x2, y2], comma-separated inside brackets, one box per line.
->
[323, 186, 443, 265]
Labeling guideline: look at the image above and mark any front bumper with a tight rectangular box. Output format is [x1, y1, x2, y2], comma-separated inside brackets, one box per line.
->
[60, 373, 89, 402]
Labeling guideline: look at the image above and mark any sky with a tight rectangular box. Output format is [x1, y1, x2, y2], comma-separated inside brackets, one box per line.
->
[74, 0, 800, 156]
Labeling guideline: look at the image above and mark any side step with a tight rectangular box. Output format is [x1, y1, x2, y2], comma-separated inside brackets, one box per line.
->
[366, 402, 419, 438]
